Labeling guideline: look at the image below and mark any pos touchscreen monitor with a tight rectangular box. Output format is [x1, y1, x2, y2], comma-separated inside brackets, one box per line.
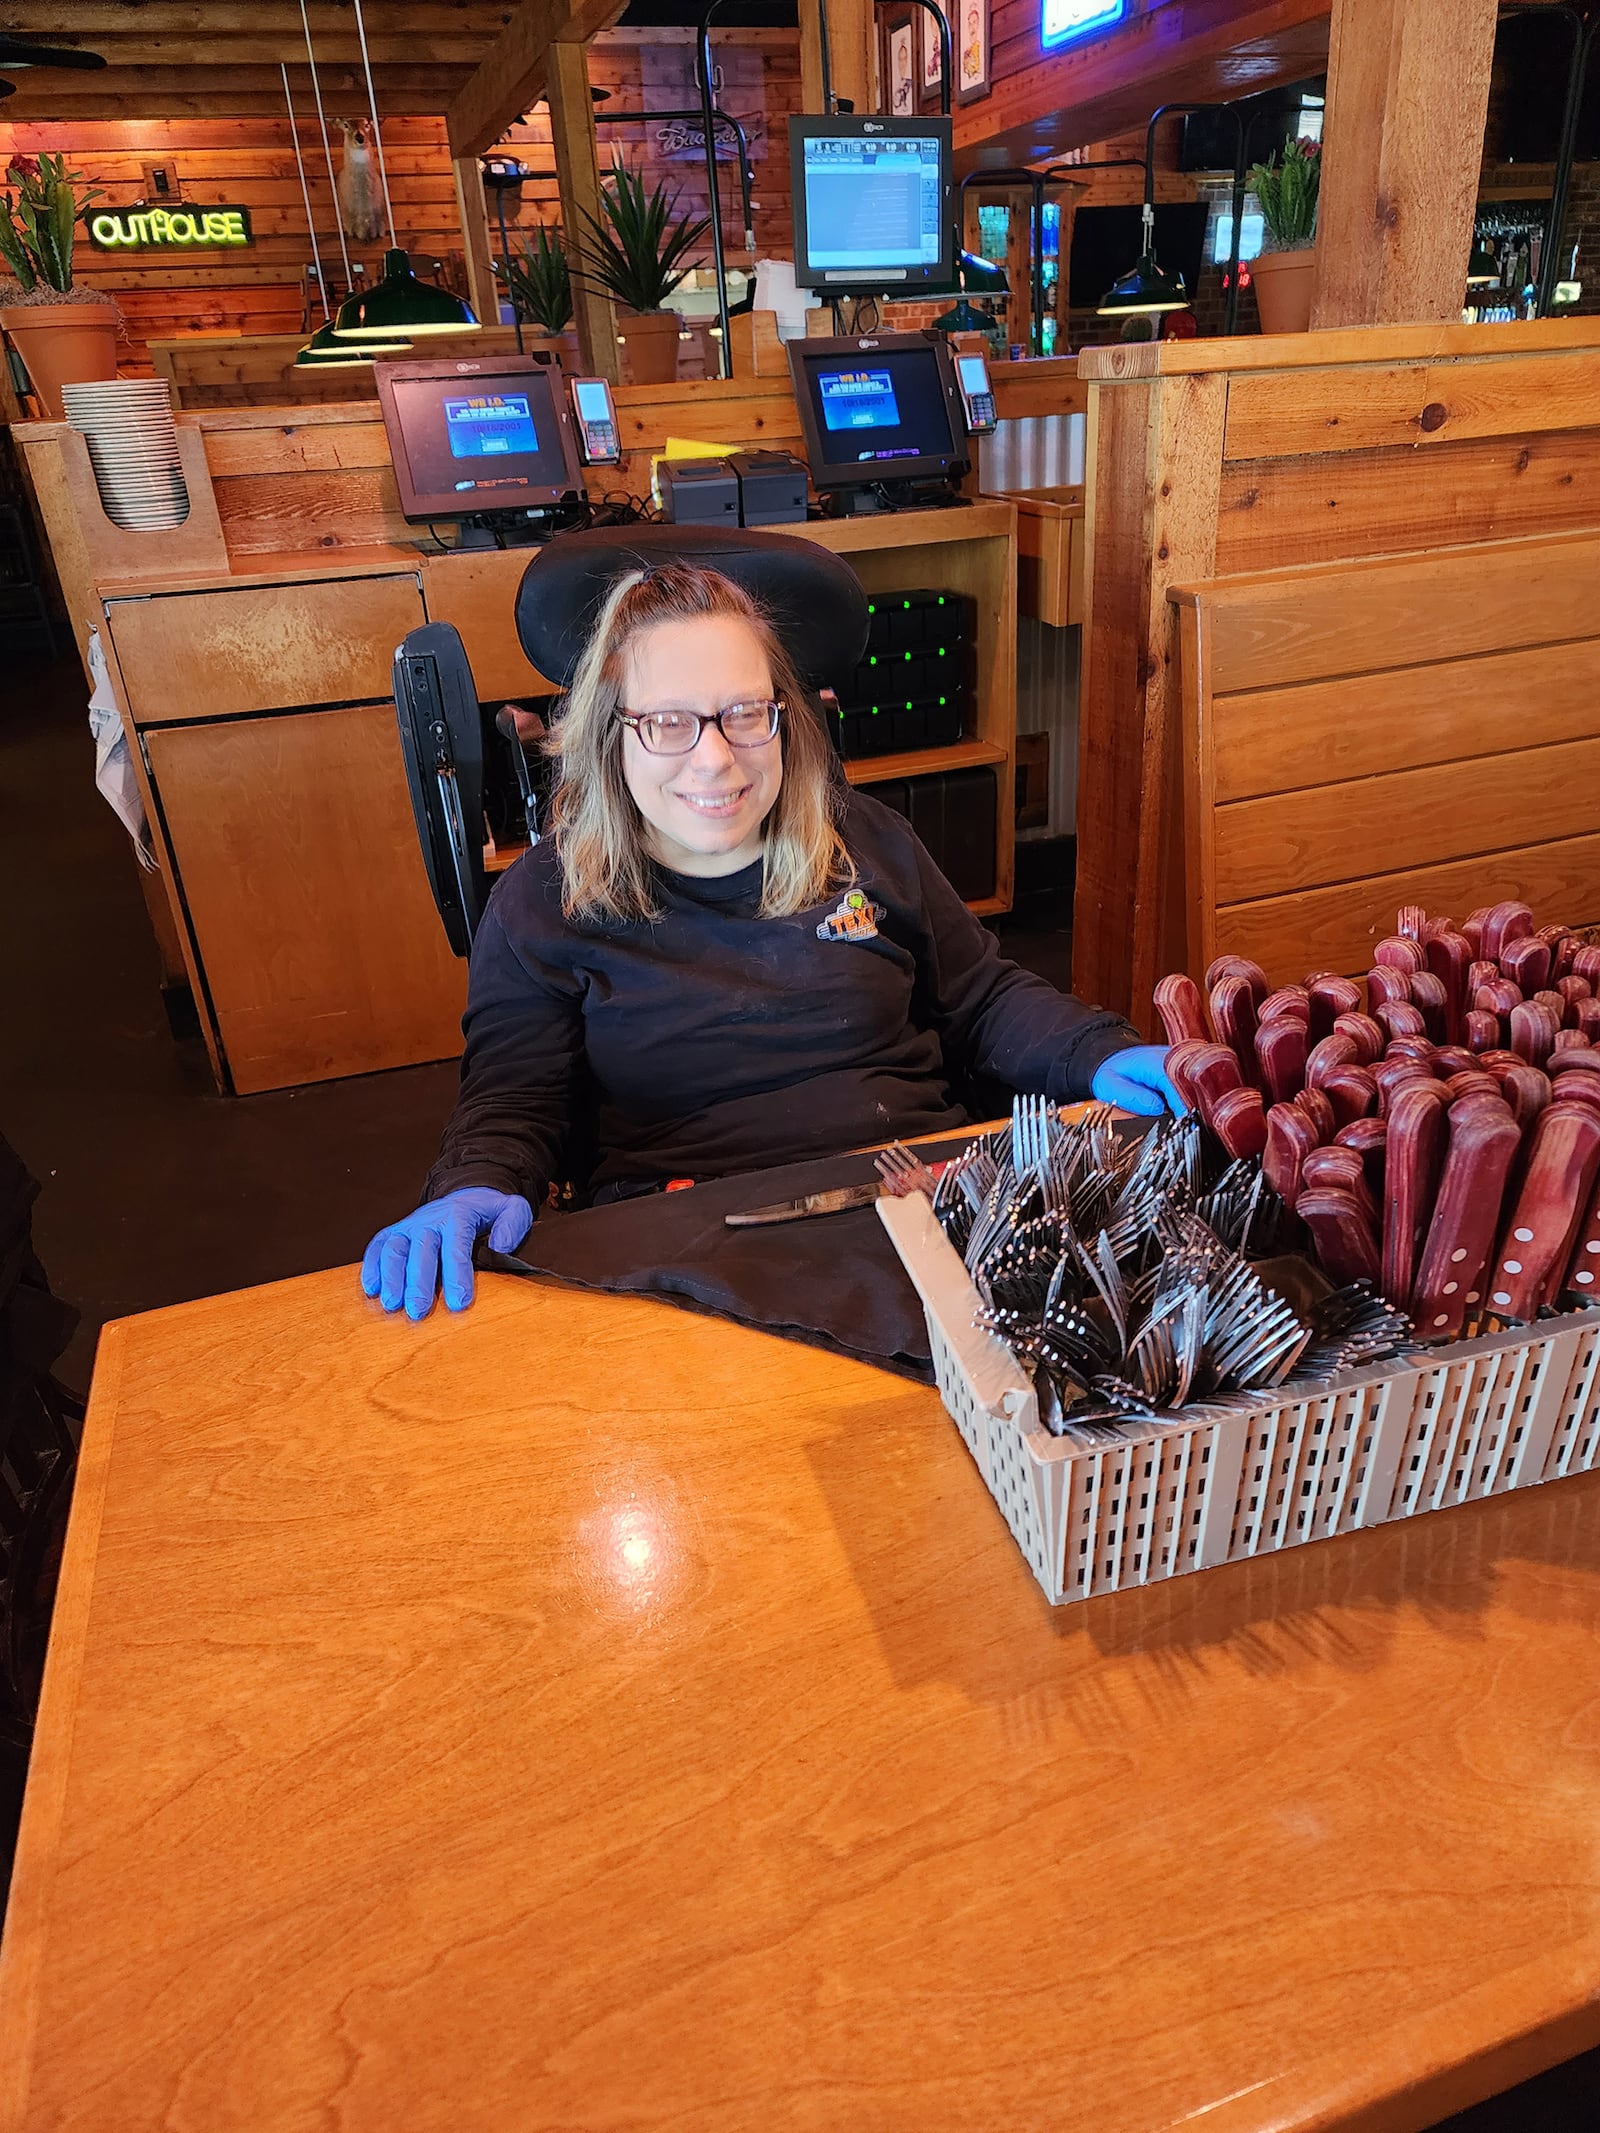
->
[787, 332, 969, 495]
[789, 115, 954, 293]
[375, 353, 585, 522]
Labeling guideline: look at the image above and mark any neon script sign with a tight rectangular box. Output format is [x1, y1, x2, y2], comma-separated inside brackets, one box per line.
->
[1041, 0, 1125, 48]
[89, 207, 254, 250]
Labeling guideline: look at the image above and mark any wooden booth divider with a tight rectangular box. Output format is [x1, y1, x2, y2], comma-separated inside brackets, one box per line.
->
[1070, 319, 1600, 1031]
[1172, 527, 1600, 982]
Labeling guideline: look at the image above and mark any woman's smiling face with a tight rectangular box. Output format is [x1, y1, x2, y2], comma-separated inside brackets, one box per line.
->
[617, 613, 784, 877]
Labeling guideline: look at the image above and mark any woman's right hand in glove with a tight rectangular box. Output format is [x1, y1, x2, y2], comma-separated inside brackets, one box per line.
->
[361, 1188, 533, 1320]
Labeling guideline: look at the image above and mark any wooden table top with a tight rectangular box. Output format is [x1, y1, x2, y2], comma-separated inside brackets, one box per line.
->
[5, 1264, 1600, 2133]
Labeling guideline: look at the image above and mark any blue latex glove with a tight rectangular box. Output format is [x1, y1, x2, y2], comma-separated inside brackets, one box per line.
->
[1091, 1044, 1186, 1118]
[361, 1188, 533, 1320]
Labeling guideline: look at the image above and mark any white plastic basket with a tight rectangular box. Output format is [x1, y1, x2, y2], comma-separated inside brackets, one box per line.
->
[878, 1193, 1600, 1606]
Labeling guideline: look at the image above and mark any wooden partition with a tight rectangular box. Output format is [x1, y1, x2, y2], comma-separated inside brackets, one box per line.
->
[12, 367, 1030, 1093]
[1071, 319, 1600, 1031]
[1172, 529, 1600, 980]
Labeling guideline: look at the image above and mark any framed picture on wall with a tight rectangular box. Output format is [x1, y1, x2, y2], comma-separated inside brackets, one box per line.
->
[957, 0, 990, 101]
[888, 18, 916, 118]
[920, 4, 947, 94]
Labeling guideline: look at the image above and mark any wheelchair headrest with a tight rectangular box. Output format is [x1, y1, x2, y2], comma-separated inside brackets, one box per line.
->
[514, 523, 870, 692]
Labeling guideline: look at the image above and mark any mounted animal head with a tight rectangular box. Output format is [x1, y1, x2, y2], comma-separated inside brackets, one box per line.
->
[334, 117, 385, 245]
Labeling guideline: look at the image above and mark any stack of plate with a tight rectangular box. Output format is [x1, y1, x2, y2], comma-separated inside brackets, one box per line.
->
[61, 379, 190, 531]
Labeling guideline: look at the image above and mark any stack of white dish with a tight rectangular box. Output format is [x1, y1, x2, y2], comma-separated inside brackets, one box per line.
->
[60, 379, 190, 531]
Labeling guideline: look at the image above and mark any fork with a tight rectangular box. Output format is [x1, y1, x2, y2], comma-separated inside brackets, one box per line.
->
[874, 1140, 942, 1198]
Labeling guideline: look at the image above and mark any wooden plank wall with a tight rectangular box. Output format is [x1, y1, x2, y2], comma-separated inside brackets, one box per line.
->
[0, 30, 805, 381]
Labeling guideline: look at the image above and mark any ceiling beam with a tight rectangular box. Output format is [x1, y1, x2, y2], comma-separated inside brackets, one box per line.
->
[0, 65, 476, 120]
[3, 36, 503, 65]
[445, 0, 627, 159]
[957, 0, 1330, 172]
[0, 3, 515, 24]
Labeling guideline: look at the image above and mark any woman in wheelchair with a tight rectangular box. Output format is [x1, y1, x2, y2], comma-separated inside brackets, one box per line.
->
[364, 561, 1178, 1319]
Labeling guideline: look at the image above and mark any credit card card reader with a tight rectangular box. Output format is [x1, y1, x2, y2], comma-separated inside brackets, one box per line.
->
[955, 350, 997, 435]
[570, 375, 621, 465]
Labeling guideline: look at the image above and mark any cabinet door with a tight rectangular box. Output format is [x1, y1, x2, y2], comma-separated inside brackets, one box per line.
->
[109, 574, 424, 723]
[144, 704, 467, 1093]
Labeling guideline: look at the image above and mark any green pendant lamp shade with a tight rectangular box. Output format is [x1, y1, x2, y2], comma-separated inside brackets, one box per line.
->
[1466, 238, 1498, 288]
[295, 318, 415, 367]
[332, 247, 478, 339]
[1097, 202, 1188, 315]
[934, 250, 1009, 334]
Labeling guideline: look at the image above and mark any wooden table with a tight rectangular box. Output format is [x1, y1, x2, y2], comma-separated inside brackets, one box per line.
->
[6, 1267, 1600, 2132]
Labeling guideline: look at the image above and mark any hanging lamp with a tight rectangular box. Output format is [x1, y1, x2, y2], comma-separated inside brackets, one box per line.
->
[331, 0, 477, 339]
[1467, 237, 1499, 288]
[1097, 203, 1188, 314]
[934, 250, 1009, 335]
[297, 317, 414, 366]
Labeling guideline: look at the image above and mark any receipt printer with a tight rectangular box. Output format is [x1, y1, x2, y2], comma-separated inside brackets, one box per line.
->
[730, 450, 809, 527]
[658, 457, 740, 526]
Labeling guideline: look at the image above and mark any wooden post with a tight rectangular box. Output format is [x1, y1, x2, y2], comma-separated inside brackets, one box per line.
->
[800, 0, 876, 115]
[1310, 0, 1499, 329]
[547, 39, 618, 382]
[452, 153, 500, 329]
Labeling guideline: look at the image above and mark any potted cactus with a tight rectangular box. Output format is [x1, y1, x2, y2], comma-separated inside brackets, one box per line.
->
[0, 152, 119, 416]
[575, 161, 709, 385]
[1248, 137, 1321, 335]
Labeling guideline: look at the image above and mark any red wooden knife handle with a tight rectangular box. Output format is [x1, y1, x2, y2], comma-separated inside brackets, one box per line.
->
[1255, 1015, 1309, 1105]
[1407, 970, 1449, 1044]
[1333, 1011, 1386, 1065]
[1461, 911, 1490, 956]
[1482, 900, 1536, 964]
[1397, 904, 1429, 941]
[1465, 1009, 1501, 1053]
[1411, 1093, 1522, 1337]
[1204, 955, 1269, 1003]
[1375, 999, 1427, 1043]
[1303, 1143, 1378, 1229]
[1542, 927, 1581, 982]
[1258, 984, 1311, 1026]
[1425, 930, 1474, 1044]
[1153, 972, 1211, 1046]
[1334, 1115, 1388, 1205]
[1373, 936, 1426, 972]
[1578, 999, 1600, 1044]
[1557, 975, 1593, 1018]
[1501, 935, 1552, 994]
[1489, 1104, 1600, 1321]
[1366, 966, 1412, 1008]
[1307, 972, 1363, 1043]
[1265, 1102, 1320, 1209]
[1210, 974, 1262, 1088]
[1509, 1000, 1556, 1069]
[1297, 1187, 1382, 1287]
[1185, 1042, 1246, 1131]
[1486, 1060, 1551, 1130]
[1209, 1084, 1269, 1161]
[1434, 1045, 1478, 1077]
[1555, 1028, 1591, 1053]
[1306, 1032, 1359, 1089]
[1294, 1086, 1337, 1142]
[1562, 1169, 1600, 1304]
[1572, 946, 1600, 987]
[1322, 1064, 1378, 1127]
[1373, 1057, 1435, 1114]
[1446, 1069, 1502, 1102]
[1385, 1036, 1439, 1067]
[1382, 1080, 1450, 1310]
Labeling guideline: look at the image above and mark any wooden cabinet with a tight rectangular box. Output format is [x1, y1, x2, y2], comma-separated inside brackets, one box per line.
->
[421, 549, 557, 701]
[109, 572, 425, 722]
[142, 704, 466, 1093]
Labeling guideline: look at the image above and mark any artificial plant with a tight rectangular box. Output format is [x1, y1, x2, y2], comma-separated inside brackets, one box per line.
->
[575, 161, 709, 314]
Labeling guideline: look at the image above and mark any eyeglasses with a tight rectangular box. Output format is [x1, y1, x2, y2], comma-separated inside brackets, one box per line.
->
[617, 699, 784, 756]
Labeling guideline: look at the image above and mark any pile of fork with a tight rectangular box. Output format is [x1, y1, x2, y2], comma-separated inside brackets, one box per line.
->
[907, 1099, 1413, 1435]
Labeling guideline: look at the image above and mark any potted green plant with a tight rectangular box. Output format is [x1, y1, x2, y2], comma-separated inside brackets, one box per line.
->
[0, 151, 119, 417]
[575, 161, 709, 385]
[500, 223, 574, 351]
[1248, 136, 1321, 335]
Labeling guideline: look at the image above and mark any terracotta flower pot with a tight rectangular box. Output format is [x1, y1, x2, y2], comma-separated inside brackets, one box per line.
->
[0, 300, 119, 418]
[1251, 247, 1316, 336]
[620, 308, 681, 386]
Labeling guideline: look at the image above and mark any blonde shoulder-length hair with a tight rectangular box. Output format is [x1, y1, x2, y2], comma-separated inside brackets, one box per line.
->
[545, 563, 852, 924]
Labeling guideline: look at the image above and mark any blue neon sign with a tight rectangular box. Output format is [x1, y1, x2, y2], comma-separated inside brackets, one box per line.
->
[1041, 0, 1125, 49]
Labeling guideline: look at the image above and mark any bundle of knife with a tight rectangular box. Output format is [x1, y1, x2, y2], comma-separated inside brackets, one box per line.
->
[1154, 898, 1600, 1339]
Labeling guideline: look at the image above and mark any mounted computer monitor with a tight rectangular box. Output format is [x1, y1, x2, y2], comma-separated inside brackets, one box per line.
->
[375, 353, 585, 523]
[789, 115, 954, 295]
[787, 332, 968, 496]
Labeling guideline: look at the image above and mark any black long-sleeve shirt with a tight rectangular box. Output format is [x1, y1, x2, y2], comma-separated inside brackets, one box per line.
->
[425, 789, 1138, 1206]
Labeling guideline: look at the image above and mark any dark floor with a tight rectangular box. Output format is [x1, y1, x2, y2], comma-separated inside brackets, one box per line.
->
[3, 647, 1599, 2127]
